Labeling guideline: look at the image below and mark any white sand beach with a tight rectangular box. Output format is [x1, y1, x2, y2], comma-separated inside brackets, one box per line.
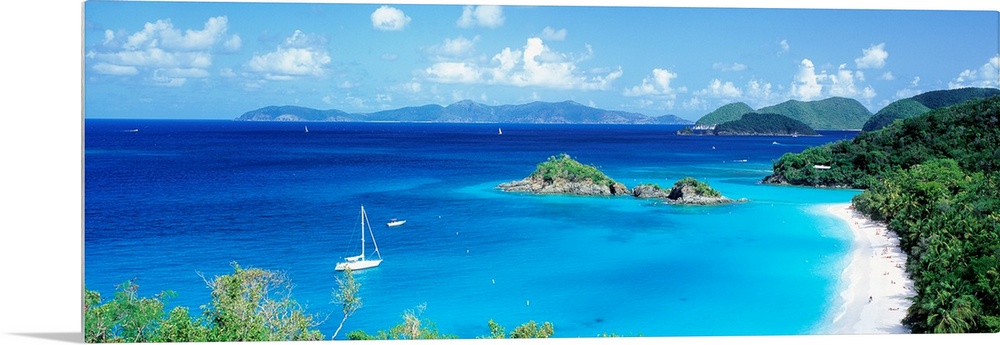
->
[822, 203, 915, 334]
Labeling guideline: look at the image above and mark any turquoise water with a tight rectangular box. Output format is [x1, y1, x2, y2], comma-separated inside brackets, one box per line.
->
[85, 120, 861, 338]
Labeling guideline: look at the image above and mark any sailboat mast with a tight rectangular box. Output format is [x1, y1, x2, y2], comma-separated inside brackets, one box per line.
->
[360, 205, 366, 260]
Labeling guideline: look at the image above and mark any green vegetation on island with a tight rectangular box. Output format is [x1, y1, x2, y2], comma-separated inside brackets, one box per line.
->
[862, 87, 1000, 131]
[713, 113, 819, 136]
[679, 112, 819, 137]
[764, 95, 1000, 333]
[756, 96, 872, 130]
[530, 153, 615, 185]
[691, 96, 872, 131]
[763, 95, 1000, 189]
[671, 177, 722, 198]
[631, 178, 747, 205]
[694, 101, 755, 126]
[500, 155, 744, 205]
[498, 153, 630, 196]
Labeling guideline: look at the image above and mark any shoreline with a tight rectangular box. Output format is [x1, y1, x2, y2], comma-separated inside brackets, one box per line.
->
[820, 203, 914, 334]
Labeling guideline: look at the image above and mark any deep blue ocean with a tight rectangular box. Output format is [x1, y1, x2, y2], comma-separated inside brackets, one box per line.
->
[84, 119, 862, 338]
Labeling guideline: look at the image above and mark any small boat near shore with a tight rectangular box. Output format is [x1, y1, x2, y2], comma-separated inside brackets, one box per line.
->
[386, 218, 406, 227]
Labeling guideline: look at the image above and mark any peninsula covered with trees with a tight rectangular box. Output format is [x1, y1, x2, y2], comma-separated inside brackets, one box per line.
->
[693, 97, 872, 130]
[678, 112, 819, 136]
[762, 92, 1000, 333]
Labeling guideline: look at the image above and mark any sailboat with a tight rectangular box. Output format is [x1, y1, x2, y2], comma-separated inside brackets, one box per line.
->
[498, 127, 503, 135]
[305, 125, 309, 133]
[335, 205, 383, 271]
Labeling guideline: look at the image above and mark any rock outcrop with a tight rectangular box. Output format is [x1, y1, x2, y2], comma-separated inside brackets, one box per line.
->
[632, 179, 748, 205]
[498, 178, 630, 196]
[499, 155, 747, 205]
[497, 154, 630, 196]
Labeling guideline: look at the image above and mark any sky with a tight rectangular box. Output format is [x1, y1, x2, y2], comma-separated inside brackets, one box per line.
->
[83, 1, 1000, 120]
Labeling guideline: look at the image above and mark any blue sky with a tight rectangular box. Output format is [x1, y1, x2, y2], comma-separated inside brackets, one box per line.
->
[83, 1, 1000, 120]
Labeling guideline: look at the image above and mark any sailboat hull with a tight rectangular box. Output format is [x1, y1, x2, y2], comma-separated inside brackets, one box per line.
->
[335, 259, 382, 271]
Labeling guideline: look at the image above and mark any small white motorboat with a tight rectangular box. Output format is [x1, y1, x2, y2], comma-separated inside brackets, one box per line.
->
[386, 218, 406, 227]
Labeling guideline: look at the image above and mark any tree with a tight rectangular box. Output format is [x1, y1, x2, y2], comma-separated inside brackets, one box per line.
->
[509, 320, 555, 338]
[347, 303, 457, 340]
[199, 262, 325, 341]
[481, 319, 555, 339]
[331, 267, 362, 339]
[83, 280, 175, 343]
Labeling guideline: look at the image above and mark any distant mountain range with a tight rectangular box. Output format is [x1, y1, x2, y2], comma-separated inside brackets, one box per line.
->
[236, 100, 694, 125]
[238, 88, 1000, 129]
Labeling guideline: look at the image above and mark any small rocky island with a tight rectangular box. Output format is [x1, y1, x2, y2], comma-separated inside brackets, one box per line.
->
[632, 178, 749, 205]
[498, 154, 630, 196]
[498, 154, 746, 205]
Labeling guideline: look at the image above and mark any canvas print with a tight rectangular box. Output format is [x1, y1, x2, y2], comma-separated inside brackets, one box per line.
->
[83, 1, 1000, 342]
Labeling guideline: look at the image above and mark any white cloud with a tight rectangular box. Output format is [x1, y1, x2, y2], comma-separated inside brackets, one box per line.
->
[540, 26, 567, 41]
[791, 59, 823, 100]
[745, 78, 776, 106]
[246, 30, 331, 79]
[457, 5, 505, 28]
[855, 43, 888, 69]
[426, 36, 479, 61]
[949, 55, 1000, 89]
[696, 79, 742, 98]
[880, 71, 895, 81]
[791, 60, 876, 102]
[92, 63, 138, 76]
[152, 69, 187, 87]
[371, 5, 411, 31]
[125, 16, 231, 51]
[712, 62, 747, 72]
[103, 30, 115, 45]
[779, 39, 790, 54]
[828, 64, 862, 97]
[421, 37, 620, 91]
[223, 35, 242, 52]
[424, 62, 482, 84]
[623, 68, 684, 97]
[86, 16, 239, 83]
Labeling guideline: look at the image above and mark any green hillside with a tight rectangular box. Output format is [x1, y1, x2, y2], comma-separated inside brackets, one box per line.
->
[862, 87, 1000, 131]
[694, 102, 754, 126]
[713, 113, 818, 136]
[763, 95, 1000, 188]
[757, 97, 872, 130]
[763, 96, 1000, 333]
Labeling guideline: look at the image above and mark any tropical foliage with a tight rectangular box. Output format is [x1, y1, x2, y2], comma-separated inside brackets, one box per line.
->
[756, 96, 872, 130]
[852, 159, 1000, 333]
[769, 95, 1000, 333]
[713, 112, 818, 136]
[530, 153, 616, 185]
[767, 95, 1000, 189]
[673, 177, 722, 197]
[86, 263, 558, 342]
[862, 87, 999, 131]
[694, 101, 754, 126]
[84, 262, 325, 343]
